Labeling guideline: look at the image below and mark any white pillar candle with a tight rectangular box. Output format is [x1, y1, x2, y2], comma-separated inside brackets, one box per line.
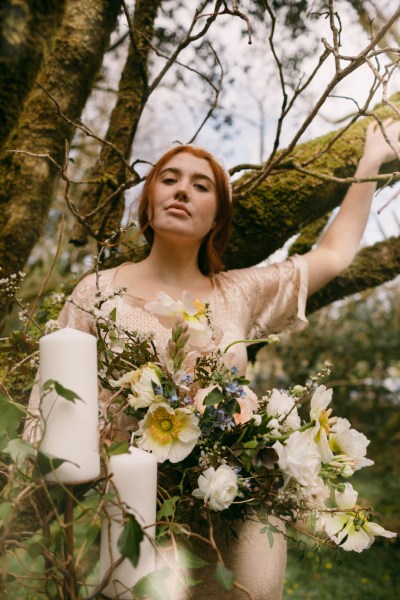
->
[39, 327, 100, 484]
[99, 447, 157, 599]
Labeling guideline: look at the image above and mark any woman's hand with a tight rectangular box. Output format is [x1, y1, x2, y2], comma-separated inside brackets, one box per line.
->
[361, 118, 400, 170]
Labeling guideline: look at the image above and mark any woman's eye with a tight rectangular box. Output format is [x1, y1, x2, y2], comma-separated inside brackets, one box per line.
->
[162, 177, 176, 185]
[194, 183, 208, 192]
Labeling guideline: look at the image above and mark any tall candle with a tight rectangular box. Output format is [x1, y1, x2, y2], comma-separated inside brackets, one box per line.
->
[99, 447, 157, 599]
[39, 327, 100, 484]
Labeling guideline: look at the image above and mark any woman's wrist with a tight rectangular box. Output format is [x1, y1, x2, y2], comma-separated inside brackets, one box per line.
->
[355, 154, 381, 177]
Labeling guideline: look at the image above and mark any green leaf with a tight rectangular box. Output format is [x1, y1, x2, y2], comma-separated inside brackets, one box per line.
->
[3, 438, 34, 468]
[178, 546, 209, 570]
[204, 388, 225, 406]
[36, 450, 70, 476]
[117, 514, 144, 567]
[0, 393, 24, 451]
[235, 376, 250, 385]
[243, 439, 258, 449]
[106, 439, 130, 456]
[156, 496, 179, 520]
[133, 568, 171, 600]
[82, 524, 100, 552]
[214, 562, 234, 591]
[0, 502, 13, 527]
[43, 379, 82, 403]
[182, 575, 203, 587]
[27, 540, 43, 559]
[109, 307, 117, 322]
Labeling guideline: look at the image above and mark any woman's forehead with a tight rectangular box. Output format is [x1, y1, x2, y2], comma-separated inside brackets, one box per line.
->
[160, 152, 215, 181]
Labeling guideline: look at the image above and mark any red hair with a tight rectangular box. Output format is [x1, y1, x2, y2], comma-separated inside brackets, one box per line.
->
[138, 145, 232, 275]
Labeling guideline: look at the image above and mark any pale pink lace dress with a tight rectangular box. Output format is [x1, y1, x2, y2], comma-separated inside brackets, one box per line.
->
[27, 255, 308, 600]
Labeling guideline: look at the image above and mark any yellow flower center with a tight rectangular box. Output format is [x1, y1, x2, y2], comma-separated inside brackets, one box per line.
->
[160, 418, 172, 431]
[319, 409, 330, 435]
[194, 299, 206, 316]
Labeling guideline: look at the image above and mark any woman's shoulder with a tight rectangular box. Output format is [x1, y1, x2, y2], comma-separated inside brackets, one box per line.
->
[216, 255, 306, 282]
[213, 255, 308, 300]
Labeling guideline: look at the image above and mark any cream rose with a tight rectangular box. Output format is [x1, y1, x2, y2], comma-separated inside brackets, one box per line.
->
[192, 464, 238, 511]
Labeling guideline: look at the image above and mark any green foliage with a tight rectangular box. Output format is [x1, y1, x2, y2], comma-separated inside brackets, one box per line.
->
[42, 379, 82, 403]
[285, 540, 400, 599]
[133, 568, 171, 600]
[117, 514, 144, 568]
[252, 282, 400, 597]
[214, 561, 235, 590]
[0, 393, 23, 451]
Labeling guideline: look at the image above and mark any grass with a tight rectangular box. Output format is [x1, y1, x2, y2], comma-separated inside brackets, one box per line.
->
[284, 540, 399, 599]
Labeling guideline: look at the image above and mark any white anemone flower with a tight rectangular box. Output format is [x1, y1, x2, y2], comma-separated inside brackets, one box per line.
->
[109, 363, 163, 409]
[273, 430, 321, 488]
[329, 417, 374, 470]
[192, 465, 238, 511]
[322, 483, 396, 552]
[137, 403, 201, 463]
[310, 385, 334, 463]
[145, 291, 216, 349]
[265, 389, 301, 432]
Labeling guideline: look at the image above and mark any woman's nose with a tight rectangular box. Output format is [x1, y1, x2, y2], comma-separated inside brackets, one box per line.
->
[174, 188, 190, 201]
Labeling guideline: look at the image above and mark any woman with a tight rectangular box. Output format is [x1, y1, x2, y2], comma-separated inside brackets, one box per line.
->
[27, 119, 399, 599]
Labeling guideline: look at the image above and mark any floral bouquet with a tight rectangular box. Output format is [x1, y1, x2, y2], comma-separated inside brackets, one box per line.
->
[94, 290, 396, 557]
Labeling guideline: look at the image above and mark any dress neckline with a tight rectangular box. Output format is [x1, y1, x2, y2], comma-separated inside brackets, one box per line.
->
[111, 262, 217, 303]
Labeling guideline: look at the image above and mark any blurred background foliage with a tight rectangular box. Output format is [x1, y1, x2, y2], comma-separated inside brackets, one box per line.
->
[250, 281, 400, 598]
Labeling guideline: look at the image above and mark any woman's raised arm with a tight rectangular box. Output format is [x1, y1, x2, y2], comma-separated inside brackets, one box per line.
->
[304, 118, 400, 296]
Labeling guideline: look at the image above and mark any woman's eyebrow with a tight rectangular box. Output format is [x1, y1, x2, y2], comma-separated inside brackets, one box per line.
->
[159, 167, 215, 186]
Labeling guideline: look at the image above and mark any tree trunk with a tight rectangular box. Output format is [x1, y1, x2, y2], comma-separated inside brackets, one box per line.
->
[0, 0, 67, 148]
[70, 0, 163, 246]
[0, 0, 122, 321]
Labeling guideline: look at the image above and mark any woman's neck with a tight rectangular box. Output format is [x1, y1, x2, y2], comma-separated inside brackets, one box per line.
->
[144, 237, 203, 285]
[119, 238, 213, 299]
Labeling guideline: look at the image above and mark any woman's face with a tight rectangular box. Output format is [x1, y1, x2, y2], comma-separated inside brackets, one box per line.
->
[149, 152, 218, 244]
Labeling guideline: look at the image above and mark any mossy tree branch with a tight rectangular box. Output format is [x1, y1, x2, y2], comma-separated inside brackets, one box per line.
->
[225, 95, 400, 269]
[307, 237, 400, 314]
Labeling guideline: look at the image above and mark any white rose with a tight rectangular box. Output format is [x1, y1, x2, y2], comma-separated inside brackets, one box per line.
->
[192, 465, 238, 511]
[273, 430, 321, 488]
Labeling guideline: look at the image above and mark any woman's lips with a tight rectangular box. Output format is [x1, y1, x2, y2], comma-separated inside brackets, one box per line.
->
[165, 203, 191, 215]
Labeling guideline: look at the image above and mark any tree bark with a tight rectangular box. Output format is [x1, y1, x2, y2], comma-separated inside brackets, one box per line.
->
[0, 0, 122, 321]
[70, 0, 162, 246]
[0, 0, 67, 148]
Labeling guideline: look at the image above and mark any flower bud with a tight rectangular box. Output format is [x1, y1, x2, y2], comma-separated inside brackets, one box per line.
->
[340, 464, 354, 478]
[292, 385, 306, 397]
